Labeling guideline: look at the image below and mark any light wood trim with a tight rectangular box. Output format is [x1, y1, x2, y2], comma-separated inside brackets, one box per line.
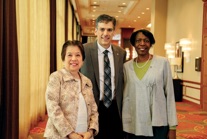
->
[181, 84, 200, 90]
[182, 80, 200, 85]
[181, 80, 201, 102]
[183, 95, 200, 101]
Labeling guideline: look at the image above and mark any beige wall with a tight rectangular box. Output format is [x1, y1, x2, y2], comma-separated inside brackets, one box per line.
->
[166, 0, 203, 104]
[151, 0, 167, 57]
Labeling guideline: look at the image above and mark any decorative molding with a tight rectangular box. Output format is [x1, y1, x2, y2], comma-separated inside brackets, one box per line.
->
[182, 84, 200, 90]
[183, 95, 200, 101]
[182, 80, 200, 85]
[181, 80, 201, 103]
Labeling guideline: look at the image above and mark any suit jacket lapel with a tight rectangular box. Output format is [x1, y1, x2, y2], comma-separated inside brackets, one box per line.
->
[90, 41, 100, 90]
[112, 45, 120, 90]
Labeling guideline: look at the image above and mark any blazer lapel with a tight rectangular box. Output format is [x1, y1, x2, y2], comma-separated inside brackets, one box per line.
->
[112, 45, 120, 90]
[90, 41, 100, 90]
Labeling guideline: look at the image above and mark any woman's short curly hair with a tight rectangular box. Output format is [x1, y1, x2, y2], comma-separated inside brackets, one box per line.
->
[130, 29, 155, 46]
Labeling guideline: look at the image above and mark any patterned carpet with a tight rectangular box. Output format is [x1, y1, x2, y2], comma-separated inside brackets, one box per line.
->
[29, 100, 207, 139]
[176, 101, 207, 139]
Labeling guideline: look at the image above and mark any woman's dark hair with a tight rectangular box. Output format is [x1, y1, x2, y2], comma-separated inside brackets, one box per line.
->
[130, 29, 155, 46]
[61, 40, 85, 61]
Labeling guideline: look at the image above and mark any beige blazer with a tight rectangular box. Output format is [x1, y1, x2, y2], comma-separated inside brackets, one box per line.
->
[44, 68, 98, 139]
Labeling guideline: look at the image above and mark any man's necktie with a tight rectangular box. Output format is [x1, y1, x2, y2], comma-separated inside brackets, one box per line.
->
[103, 50, 112, 108]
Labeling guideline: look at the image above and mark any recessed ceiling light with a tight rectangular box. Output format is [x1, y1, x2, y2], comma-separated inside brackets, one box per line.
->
[142, 12, 145, 14]
[146, 8, 150, 10]
[137, 16, 140, 18]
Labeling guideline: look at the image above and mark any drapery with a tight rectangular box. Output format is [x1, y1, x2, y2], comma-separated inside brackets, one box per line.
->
[50, 0, 57, 73]
[0, 0, 76, 138]
[56, 0, 66, 70]
[0, 0, 19, 138]
[16, 0, 50, 138]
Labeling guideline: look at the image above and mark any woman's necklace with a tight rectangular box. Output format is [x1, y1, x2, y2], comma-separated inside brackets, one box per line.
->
[135, 55, 151, 69]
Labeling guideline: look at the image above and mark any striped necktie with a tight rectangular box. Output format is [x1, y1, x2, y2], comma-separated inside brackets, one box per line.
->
[103, 50, 112, 108]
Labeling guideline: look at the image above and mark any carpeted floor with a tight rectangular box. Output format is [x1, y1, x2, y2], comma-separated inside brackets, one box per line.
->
[29, 100, 207, 139]
[176, 101, 207, 139]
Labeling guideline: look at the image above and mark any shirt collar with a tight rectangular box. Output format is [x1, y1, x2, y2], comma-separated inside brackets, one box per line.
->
[97, 42, 113, 54]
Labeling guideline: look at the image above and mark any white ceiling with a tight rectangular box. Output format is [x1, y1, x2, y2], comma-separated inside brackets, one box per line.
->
[71, 0, 151, 36]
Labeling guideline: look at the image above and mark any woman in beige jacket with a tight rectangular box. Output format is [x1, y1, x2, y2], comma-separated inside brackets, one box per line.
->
[44, 40, 98, 139]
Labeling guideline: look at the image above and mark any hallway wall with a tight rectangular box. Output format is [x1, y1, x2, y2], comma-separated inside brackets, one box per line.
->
[166, 0, 203, 104]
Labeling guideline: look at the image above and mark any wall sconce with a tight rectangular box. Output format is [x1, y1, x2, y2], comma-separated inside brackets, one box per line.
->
[165, 38, 192, 62]
[179, 38, 191, 63]
[165, 42, 184, 78]
[164, 43, 175, 58]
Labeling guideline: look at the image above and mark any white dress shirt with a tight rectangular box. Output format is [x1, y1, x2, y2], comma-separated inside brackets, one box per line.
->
[97, 43, 115, 100]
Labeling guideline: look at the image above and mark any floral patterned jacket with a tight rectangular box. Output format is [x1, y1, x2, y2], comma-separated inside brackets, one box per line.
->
[44, 68, 98, 139]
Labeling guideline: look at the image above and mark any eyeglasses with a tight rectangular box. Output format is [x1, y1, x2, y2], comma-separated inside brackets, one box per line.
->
[135, 39, 150, 44]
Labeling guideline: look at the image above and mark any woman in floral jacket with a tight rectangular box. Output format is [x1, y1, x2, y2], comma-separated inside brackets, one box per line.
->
[44, 40, 98, 139]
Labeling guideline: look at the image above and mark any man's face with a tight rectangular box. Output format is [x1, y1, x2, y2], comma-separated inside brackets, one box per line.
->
[94, 21, 115, 48]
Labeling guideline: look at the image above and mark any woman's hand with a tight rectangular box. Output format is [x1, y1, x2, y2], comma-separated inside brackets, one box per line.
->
[68, 132, 83, 139]
[79, 130, 93, 139]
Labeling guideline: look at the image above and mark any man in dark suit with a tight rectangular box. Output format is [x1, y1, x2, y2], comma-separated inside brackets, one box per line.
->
[80, 14, 126, 139]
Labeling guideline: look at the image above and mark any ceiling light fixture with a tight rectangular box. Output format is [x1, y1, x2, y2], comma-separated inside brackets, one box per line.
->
[146, 23, 151, 28]
[123, 1, 135, 15]
[90, 4, 99, 8]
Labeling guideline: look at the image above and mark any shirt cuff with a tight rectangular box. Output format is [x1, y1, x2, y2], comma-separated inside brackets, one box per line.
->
[169, 126, 176, 130]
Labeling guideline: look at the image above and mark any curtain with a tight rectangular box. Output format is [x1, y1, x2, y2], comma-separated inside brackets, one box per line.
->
[56, 0, 66, 70]
[68, 1, 73, 41]
[16, 0, 50, 138]
[65, 0, 68, 41]
[50, 0, 57, 73]
[73, 17, 77, 40]
[0, 0, 19, 138]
